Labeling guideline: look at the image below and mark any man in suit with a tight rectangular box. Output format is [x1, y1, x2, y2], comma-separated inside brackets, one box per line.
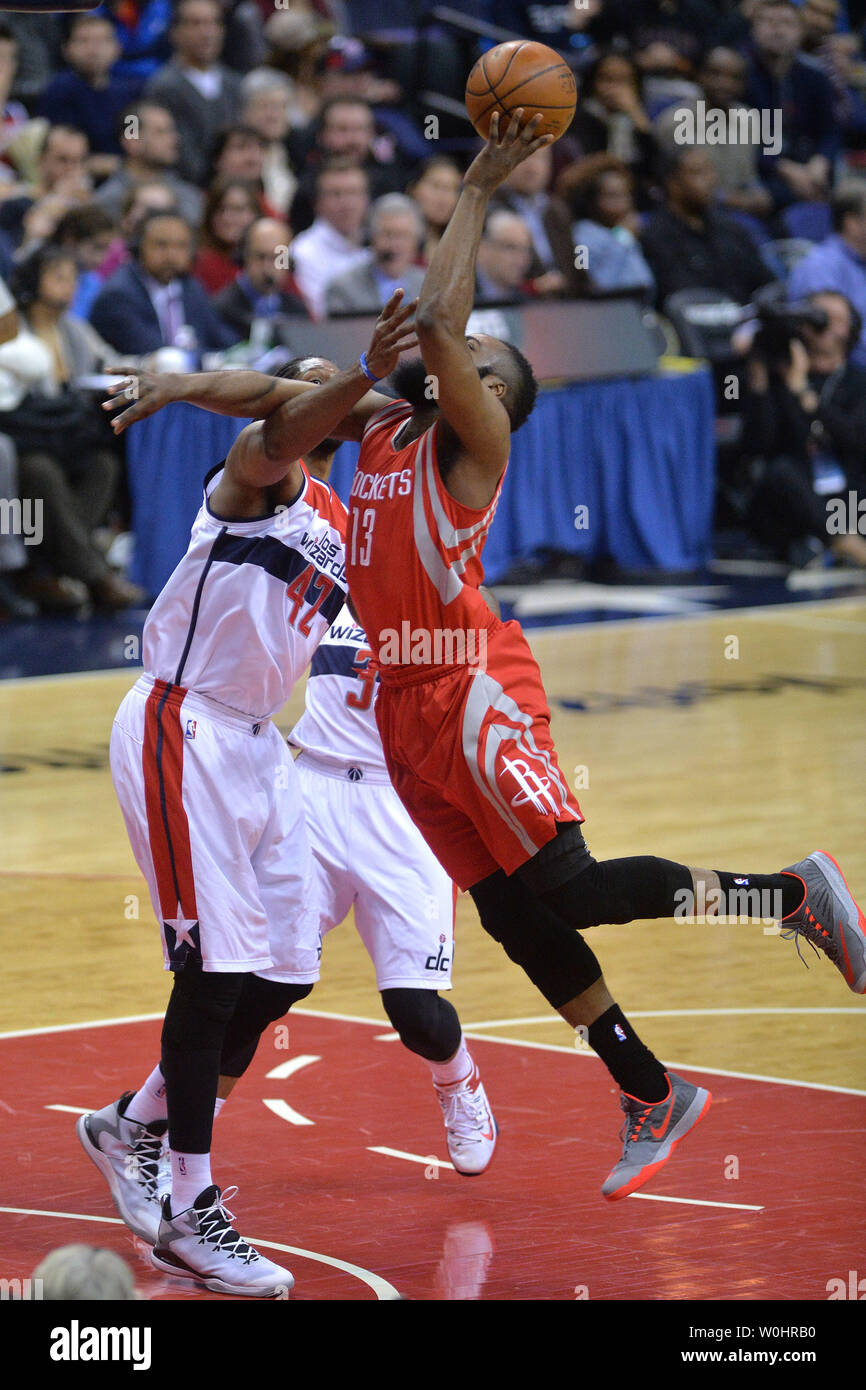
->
[212, 217, 310, 345]
[325, 193, 426, 316]
[93, 100, 202, 228]
[490, 143, 583, 297]
[89, 208, 236, 356]
[474, 208, 534, 306]
[144, 0, 241, 187]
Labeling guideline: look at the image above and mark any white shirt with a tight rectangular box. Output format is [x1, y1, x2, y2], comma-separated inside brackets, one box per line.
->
[144, 465, 348, 720]
[291, 218, 368, 320]
[290, 604, 386, 770]
[143, 276, 185, 346]
[181, 65, 223, 101]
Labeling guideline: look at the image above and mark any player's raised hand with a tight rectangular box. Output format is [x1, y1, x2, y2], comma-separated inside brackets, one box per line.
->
[464, 110, 555, 194]
[102, 368, 180, 434]
[364, 288, 419, 380]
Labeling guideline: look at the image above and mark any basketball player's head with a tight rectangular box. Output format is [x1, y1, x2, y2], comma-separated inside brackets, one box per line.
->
[275, 355, 341, 476]
[392, 333, 538, 434]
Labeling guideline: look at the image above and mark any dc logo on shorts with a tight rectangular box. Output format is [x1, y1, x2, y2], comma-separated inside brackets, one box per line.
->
[185, 719, 197, 739]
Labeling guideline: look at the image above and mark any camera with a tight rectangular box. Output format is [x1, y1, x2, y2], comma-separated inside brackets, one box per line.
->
[752, 299, 829, 365]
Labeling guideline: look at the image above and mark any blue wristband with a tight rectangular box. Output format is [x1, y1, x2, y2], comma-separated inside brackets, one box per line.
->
[359, 351, 382, 383]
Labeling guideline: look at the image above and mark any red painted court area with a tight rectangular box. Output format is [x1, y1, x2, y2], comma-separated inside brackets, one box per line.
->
[0, 1013, 862, 1301]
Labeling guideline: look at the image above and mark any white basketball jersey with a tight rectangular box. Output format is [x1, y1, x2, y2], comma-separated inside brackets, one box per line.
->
[143, 463, 348, 720]
[290, 603, 385, 769]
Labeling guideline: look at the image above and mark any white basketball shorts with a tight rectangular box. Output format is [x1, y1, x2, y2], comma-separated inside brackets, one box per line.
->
[294, 750, 456, 991]
[110, 675, 321, 981]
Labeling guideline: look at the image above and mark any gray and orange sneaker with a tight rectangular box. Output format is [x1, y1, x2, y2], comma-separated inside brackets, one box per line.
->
[601, 1072, 712, 1202]
[780, 852, 866, 994]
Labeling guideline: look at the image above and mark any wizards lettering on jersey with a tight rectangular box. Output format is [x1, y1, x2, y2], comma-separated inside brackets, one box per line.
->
[299, 530, 346, 583]
[350, 468, 412, 502]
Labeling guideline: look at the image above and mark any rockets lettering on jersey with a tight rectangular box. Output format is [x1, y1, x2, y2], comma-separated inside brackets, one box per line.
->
[345, 400, 504, 683]
[290, 604, 386, 769]
[143, 463, 348, 720]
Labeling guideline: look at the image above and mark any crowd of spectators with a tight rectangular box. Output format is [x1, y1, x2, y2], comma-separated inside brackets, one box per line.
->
[2, 0, 866, 618]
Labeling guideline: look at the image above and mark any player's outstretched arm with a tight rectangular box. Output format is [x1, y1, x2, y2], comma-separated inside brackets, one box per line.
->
[415, 111, 553, 486]
[102, 290, 416, 442]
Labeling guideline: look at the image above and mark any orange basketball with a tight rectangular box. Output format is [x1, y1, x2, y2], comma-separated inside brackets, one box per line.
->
[465, 40, 577, 143]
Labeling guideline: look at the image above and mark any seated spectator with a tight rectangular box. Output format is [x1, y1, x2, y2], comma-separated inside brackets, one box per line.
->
[654, 47, 773, 220]
[602, 0, 729, 65]
[239, 67, 298, 213]
[741, 288, 866, 566]
[288, 96, 415, 234]
[92, 100, 203, 228]
[212, 216, 308, 344]
[490, 142, 582, 297]
[1, 243, 146, 610]
[209, 125, 278, 217]
[475, 210, 533, 306]
[89, 208, 236, 355]
[38, 14, 142, 177]
[94, 0, 173, 84]
[407, 156, 461, 267]
[0, 23, 37, 190]
[290, 159, 370, 319]
[192, 176, 260, 295]
[557, 154, 655, 297]
[1, 13, 63, 109]
[484, 0, 606, 55]
[744, 0, 838, 208]
[262, 9, 342, 134]
[641, 148, 774, 307]
[325, 193, 425, 316]
[788, 179, 866, 365]
[53, 204, 117, 319]
[144, 0, 242, 187]
[98, 178, 179, 281]
[0, 126, 92, 250]
[568, 52, 658, 204]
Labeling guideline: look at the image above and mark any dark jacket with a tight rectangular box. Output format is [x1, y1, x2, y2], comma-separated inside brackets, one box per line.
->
[212, 276, 309, 341]
[640, 205, 773, 308]
[89, 260, 236, 356]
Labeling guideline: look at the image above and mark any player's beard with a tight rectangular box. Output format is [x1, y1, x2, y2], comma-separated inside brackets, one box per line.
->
[390, 356, 433, 410]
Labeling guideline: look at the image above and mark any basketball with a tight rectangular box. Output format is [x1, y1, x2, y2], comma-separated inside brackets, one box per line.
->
[465, 40, 577, 143]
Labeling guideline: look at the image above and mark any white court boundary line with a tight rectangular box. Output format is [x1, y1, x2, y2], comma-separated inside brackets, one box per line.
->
[0, 1207, 400, 1300]
[1, 1007, 864, 1097]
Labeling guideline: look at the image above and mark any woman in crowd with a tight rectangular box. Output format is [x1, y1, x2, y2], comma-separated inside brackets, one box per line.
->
[192, 176, 260, 295]
[0, 242, 144, 611]
[407, 155, 462, 267]
[557, 153, 655, 297]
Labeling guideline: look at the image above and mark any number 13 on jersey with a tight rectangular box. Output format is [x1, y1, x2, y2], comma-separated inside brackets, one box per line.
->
[349, 508, 376, 567]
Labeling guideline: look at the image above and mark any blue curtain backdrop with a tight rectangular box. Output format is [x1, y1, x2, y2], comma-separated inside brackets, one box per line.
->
[127, 367, 715, 596]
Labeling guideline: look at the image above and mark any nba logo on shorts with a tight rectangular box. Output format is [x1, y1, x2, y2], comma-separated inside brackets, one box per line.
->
[185, 719, 197, 740]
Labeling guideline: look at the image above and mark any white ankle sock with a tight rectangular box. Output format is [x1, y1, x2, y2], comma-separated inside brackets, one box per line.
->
[125, 1064, 167, 1125]
[169, 1151, 213, 1214]
[430, 1037, 474, 1088]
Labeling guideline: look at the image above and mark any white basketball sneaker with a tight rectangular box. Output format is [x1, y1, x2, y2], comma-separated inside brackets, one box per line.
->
[150, 1185, 294, 1298]
[435, 1063, 498, 1175]
[76, 1091, 168, 1244]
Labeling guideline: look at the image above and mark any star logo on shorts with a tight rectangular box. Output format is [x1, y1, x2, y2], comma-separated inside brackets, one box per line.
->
[163, 910, 201, 967]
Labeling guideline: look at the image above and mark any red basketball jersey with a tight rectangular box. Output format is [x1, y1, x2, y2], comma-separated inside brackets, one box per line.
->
[346, 400, 504, 680]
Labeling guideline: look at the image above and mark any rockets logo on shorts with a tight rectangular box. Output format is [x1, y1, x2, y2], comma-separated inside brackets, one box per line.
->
[501, 756, 558, 815]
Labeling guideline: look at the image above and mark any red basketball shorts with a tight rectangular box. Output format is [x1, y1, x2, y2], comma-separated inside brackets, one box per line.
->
[375, 619, 583, 890]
